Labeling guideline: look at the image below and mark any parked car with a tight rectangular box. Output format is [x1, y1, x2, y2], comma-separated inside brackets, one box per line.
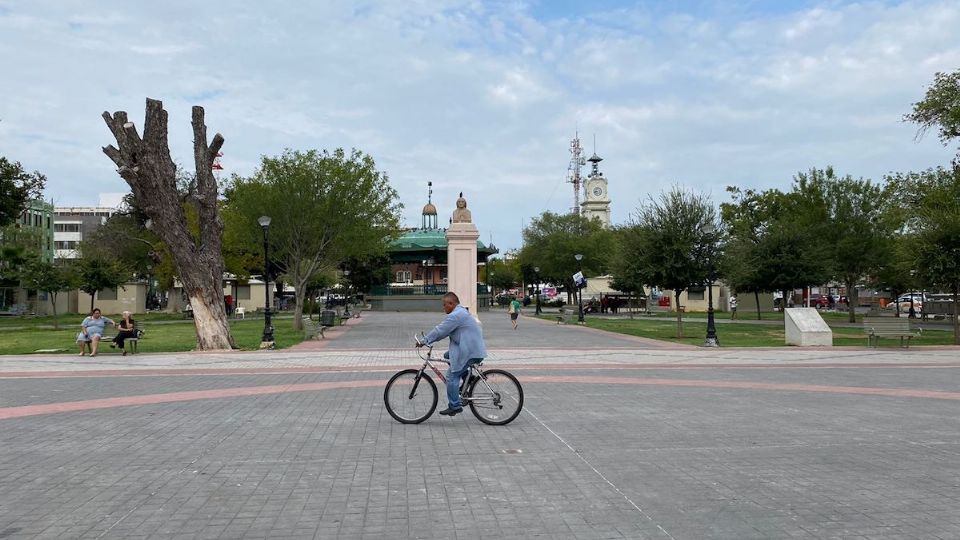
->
[885, 293, 926, 313]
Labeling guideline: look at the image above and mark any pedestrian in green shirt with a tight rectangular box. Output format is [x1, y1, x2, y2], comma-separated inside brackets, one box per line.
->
[509, 298, 522, 330]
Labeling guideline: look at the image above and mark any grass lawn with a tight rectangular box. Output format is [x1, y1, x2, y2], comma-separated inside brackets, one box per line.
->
[561, 317, 956, 347]
[634, 310, 869, 323]
[0, 311, 188, 329]
[0, 318, 308, 355]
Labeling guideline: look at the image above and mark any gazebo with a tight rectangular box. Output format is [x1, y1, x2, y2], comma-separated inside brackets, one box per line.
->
[369, 184, 498, 311]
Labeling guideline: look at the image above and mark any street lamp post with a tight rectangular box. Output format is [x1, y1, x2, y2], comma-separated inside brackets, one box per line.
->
[534, 266, 542, 316]
[702, 223, 719, 347]
[574, 254, 584, 324]
[343, 268, 352, 318]
[258, 215, 274, 348]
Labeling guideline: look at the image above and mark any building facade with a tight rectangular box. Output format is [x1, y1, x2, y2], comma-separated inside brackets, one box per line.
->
[53, 206, 120, 260]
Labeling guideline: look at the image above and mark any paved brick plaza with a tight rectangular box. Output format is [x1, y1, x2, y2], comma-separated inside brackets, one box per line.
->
[1, 311, 959, 539]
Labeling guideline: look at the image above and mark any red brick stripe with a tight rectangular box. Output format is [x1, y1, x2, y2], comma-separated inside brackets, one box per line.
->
[3, 374, 960, 421]
[0, 380, 383, 420]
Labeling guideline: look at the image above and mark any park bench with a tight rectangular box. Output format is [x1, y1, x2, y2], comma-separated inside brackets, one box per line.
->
[556, 307, 579, 325]
[99, 328, 145, 355]
[303, 316, 332, 340]
[863, 317, 919, 348]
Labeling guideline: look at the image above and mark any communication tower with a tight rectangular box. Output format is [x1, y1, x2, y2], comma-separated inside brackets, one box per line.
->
[566, 133, 586, 215]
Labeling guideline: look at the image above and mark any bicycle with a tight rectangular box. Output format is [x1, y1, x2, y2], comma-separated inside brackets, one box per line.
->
[383, 334, 524, 425]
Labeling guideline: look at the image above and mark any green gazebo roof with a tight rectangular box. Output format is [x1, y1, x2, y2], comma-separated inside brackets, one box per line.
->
[388, 228, 498, 263]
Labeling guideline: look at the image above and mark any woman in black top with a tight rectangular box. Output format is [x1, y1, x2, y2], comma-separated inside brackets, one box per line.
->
[112, 311, 137, 355]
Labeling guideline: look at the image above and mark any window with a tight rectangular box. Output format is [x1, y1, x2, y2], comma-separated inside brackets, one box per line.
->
[396, 271, 412, 283]
[236, 285, 251, 300]
[54, 223, 81, 232]
[688, 287, 705, 301]
[98, 288, 118, 300]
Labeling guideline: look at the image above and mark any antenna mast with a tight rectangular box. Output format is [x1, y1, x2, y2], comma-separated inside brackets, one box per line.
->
[566, 133, 585, 215]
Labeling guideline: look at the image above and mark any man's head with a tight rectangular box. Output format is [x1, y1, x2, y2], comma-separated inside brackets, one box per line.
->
[441, 292, 460, 314]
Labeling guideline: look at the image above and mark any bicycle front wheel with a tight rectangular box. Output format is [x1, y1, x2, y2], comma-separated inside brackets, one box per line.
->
[467, 369, 523, 425]
[384, 369, 438, 424]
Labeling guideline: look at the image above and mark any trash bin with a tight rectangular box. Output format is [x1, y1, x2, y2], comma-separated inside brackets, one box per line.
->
[320, 310, 336, 327]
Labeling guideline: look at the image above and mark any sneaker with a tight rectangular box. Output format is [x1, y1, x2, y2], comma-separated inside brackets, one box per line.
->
[438, 407, 463, 416]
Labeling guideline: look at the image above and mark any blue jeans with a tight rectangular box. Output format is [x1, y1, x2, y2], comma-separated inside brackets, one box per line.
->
[446, 357, 482, 409]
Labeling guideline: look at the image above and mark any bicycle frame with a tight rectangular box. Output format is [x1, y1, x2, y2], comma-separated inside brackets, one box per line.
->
[414, 336, 492, 404]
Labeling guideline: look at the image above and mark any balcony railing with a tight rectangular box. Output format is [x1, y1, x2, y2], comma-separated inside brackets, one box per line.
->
[369, 284, 489, 296]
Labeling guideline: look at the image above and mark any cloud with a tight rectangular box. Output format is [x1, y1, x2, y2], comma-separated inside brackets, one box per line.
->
[1, 0, 958, 252]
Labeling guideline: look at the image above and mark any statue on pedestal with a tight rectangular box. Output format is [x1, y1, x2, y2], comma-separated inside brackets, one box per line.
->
[452, 192, 472, 224]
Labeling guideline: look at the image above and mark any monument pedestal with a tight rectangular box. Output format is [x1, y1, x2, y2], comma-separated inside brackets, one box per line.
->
[785, 308, 833, 346]
[446, 222, 479, 314]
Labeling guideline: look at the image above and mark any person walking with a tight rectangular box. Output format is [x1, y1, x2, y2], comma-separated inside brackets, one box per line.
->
[729, 294, 738, 320]
[509, 297, 522, 330]
[416, 292, 488, 417]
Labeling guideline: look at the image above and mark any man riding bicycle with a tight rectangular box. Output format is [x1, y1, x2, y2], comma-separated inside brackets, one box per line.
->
[415, 292, 487, 417]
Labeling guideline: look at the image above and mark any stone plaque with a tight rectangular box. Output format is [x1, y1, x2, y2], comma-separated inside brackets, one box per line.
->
[785, 308, 833, 346]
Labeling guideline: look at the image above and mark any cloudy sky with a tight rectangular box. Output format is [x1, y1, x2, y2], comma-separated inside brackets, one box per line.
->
[1, 0, 958, 252]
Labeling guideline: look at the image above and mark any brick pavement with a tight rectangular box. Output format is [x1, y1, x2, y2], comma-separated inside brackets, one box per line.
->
[1, 312, 959, 538]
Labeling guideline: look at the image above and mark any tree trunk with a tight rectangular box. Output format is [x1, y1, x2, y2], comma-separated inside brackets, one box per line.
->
[754, 290, 761, 320]
[50, 292, 59, 330]
[89, 292, 95, 313]
[102, 99, 235, 350]
[846, 279, 857, 323]
[292, 277, 309, 331]
[675, 290, 683, 338]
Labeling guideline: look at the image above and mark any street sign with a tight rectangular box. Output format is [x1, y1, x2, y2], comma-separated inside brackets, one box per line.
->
[573, 271, 586, 289]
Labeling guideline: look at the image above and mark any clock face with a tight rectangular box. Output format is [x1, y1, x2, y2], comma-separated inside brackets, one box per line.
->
[592, 186, 603, 197]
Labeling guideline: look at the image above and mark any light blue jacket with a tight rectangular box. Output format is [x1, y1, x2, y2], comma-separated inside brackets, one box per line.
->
[424, 304, 487, 365]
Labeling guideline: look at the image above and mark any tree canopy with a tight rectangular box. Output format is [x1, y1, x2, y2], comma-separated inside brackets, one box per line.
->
[617, 187, 719, 337]
[0, 157, 45, 228]
[222, 148, 402, 329]
[517, 212, 617, 300]
[905, 69, 960, 152]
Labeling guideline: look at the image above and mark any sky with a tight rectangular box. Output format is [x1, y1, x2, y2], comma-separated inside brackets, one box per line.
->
[1, 0, 958, 254]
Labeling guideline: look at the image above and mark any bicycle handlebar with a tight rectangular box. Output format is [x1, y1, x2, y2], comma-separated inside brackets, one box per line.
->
[414, 333, 435, 360]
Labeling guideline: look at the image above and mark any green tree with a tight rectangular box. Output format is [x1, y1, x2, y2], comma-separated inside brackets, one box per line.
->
[720, 187, 776, 320]
[815, 168, 891, 322]
[76, 255, 130, 312]
[223, 148, 402, 330]
[20, 260, 77, 328]
[888, 167, 960, 342]
[486, 258, 521, 293]
[0, 157, 46, 228]
[618, 187, 720, 337]
[518, 212, 617, 303]
[905, 70, 960, 155]
[723, 174, 832, 314]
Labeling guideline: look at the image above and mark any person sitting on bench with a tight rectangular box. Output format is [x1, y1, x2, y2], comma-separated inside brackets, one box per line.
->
[111, 310, 137, 356]
[77, 308, 116, 357]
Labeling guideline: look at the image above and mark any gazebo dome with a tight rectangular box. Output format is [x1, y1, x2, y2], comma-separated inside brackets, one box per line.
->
[422, 202, 437, 216]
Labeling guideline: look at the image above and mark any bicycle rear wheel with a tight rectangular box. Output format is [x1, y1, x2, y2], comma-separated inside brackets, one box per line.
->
[467, 369, 523, 425]
[384, 369, 438, 424]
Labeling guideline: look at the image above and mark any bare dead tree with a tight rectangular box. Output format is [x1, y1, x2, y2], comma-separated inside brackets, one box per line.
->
[102, 98, 235, 350]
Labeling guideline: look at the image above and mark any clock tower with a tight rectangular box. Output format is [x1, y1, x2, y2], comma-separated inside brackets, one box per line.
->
[580, 152, 611, 227]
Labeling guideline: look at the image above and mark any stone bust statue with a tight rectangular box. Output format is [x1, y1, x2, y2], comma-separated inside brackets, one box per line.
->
[452, 192, 472, 223]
